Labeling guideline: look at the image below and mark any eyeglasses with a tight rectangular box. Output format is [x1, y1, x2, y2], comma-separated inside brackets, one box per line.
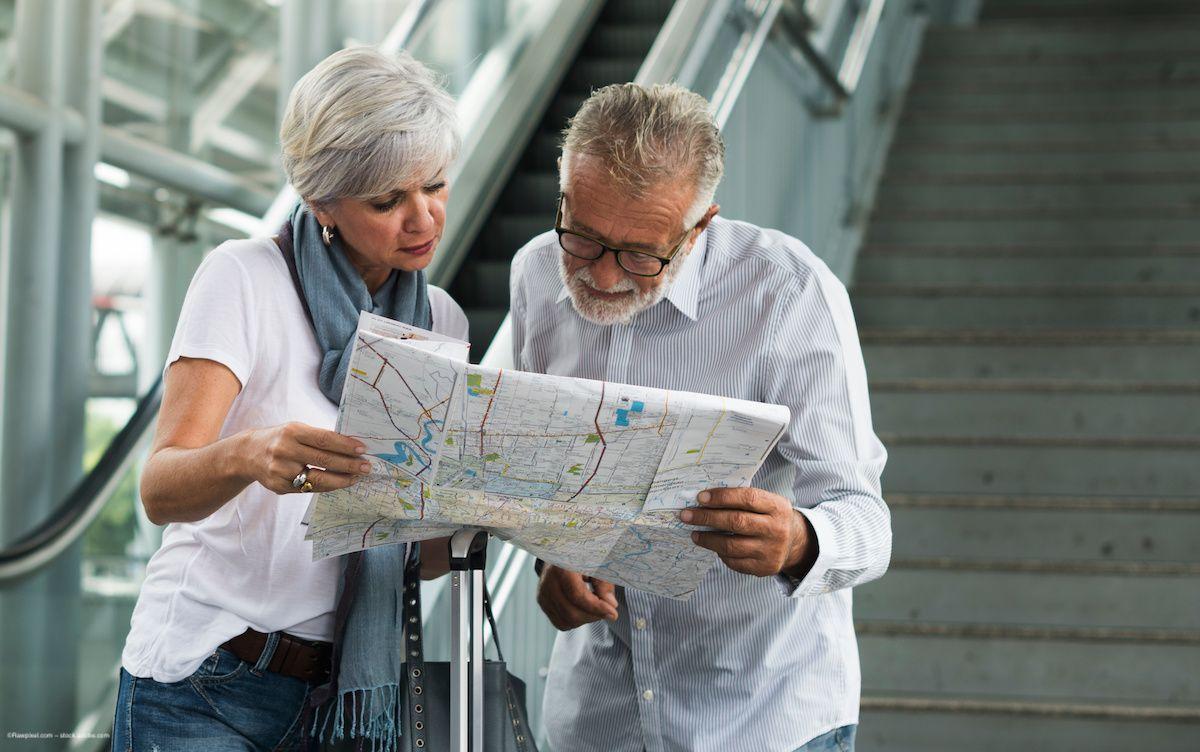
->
[554, 195, 692, 278]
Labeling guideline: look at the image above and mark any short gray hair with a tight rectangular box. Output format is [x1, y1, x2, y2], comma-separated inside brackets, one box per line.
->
[280, 46, 460, 206]
[559, 83, 725, 227]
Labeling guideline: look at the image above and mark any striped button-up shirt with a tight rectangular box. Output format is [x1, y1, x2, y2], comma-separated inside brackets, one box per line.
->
[509, 215, 891, 752]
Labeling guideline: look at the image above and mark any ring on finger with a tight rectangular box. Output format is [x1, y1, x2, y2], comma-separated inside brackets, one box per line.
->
[291, 470, 308, 489]
[300, 471, 315, 494]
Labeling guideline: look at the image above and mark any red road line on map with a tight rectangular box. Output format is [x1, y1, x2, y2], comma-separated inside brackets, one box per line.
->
[359, 337, 430, 415]
[419, 396, 450, 424]
[478, 370, 504, 455]
[568, 382, 607, 502]
[349, 374, 431, 471]
[362, 516, 387, 547]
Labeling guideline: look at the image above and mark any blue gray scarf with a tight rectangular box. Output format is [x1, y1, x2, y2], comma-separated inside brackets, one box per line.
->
[281, 203, 431, 751]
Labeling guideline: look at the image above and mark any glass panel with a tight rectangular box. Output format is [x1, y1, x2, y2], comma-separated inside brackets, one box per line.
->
[405, 0, 540, 96]
[101, 0, 283, 193]
[0, 0, 14, 83]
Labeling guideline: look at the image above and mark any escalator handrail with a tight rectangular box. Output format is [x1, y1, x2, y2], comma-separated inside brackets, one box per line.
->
[0, 376, 163, 582]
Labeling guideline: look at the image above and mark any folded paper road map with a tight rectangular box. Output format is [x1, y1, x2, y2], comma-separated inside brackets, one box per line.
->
[302, 312, 790, 599]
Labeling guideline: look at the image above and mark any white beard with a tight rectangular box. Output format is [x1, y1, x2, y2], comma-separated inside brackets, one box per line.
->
[556, 250, 688, 326]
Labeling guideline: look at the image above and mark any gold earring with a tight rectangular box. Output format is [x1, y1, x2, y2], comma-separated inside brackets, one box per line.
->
[321, 225, 335, 246]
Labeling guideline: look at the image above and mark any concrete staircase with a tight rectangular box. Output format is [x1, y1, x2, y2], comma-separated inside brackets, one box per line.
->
[852, 1, 1200, 749]
[448, 0, 676, 359]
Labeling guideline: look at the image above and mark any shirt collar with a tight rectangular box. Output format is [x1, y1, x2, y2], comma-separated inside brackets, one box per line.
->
[554, 225, 709, 322]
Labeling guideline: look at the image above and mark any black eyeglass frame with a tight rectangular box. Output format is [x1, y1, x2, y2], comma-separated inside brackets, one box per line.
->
[553, 195, 696, 278]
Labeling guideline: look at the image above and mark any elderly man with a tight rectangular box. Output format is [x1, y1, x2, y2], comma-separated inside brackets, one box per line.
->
[508, 83, 890, 752]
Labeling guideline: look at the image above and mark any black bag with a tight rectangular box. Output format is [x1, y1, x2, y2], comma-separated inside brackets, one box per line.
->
[400, 544, 537, 752]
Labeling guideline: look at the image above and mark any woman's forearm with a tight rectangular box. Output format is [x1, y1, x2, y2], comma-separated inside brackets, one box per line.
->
[140, 431, 255, 525]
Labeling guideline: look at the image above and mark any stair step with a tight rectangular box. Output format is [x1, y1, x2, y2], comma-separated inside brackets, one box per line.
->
[876, 181, 1200, 211]
[856, 249, 1200, 283]
[882, 433, 1200, 449]
[866, 215, 1200, 244]
[906, 85, 1200, 110]
[545, 93, 588, 133]
[859, 633, 1200, 704]
[860, 697, 1200, 752]
[859, 242, 1200, 258]
[856, 567, 1200, 629]
[482, 215, 553, 260]
[884, 145, 1200, 172]
[501, 172, 560, 212]
[911, 60, 1200, 87]
[852, 286, 1200, 328]
[890, 136, 1200, 154]
[919, 47, 1200, 69]
[565, 57, 643, 92]
[583, 23, 660, 59]
[889, 505, 1200, 563]
[922, 26, 1200, 57]
[871, 389, 1200, 437]
[886, 492, 1200, 512]
[902, 105, 1200, 125]
[874, 208, 1200, 223]
[454, 260, 511, 309]
[524, 132, 562, 170]
[860, 328, 1200, 344]
[981, 0, 1200, 20]
[882, 440, 1200, 496]
[862, 339, 1200, 381]
[891, 118, 1200, 144]
[858, 621, 1200, 644]
[597, 0, 676, 25]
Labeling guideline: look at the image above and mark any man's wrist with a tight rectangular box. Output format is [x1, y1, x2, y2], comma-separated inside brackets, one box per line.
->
[781, 510, 818, 579]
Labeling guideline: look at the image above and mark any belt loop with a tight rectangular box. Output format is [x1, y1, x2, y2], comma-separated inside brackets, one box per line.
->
[250, 631, 282, 677]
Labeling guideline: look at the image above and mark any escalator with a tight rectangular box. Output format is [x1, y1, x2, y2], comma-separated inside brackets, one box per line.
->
[449, 0, 676, 356]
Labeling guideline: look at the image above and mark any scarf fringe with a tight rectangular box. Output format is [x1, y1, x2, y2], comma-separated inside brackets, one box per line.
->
[309, 684, 402, 752]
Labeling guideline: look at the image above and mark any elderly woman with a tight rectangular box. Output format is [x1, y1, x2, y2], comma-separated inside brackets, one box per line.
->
[112, 47, 464, 751]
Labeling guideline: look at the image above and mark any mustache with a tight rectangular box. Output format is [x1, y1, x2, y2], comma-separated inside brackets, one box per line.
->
[572, 265, 637, 293]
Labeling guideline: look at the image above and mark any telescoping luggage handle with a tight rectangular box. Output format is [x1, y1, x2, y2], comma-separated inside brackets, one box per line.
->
[404, 532, 534, 752]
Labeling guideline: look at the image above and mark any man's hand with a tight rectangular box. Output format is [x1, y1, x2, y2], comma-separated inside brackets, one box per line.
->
[681, 488, 818, 578]
[536, 565, 619, 631]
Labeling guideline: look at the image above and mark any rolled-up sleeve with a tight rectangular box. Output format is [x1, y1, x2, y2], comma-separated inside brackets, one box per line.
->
[763, 266, 891, 597]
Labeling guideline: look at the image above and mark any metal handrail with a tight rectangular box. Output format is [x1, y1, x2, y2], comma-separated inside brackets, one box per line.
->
[781, 0, 889, 109]
[0, 0, 448, 585]
[712, 0, 787, 128]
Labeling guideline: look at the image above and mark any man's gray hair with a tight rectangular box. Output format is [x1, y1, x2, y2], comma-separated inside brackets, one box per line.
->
[280, 46, 460, 206]
[559, 83, 725, 228]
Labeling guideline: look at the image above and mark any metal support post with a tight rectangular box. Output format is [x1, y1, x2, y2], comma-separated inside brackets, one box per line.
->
[449, 529, 489, 752]
[0, 0, 86, 741]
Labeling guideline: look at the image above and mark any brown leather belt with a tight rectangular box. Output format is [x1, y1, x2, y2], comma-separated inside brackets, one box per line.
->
[219, 628, 332, 684]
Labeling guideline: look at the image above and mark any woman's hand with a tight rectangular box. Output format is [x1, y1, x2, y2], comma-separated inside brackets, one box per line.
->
[242, 422, 371, 495]
[141, 357, 371, 525]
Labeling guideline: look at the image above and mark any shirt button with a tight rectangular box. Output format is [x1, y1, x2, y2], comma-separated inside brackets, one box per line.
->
[635, 618, 647, 631]
[642, 690, 654, 701]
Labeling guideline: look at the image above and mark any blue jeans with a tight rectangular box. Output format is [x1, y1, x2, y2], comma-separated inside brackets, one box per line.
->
[111, 633, 321, 752]
[795, 724, 857, 752]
